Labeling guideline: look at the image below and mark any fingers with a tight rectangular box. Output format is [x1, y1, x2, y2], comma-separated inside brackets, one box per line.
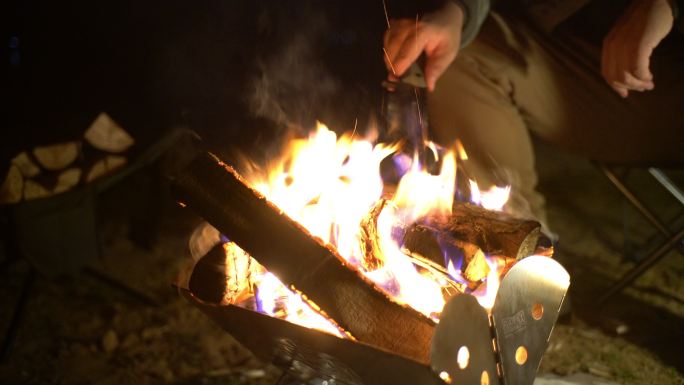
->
[600, 0, 672, 98]
[424, 44, 457, 91]
[602, 33, 655, 97]
[383, 19, 414, 76]
[383, 10, 461, 86]
[393, 31, 429, 76]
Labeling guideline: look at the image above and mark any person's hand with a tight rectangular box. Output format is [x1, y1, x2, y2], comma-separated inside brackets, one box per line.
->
[601, 0, 674, 97]
[383, 2, 464, 91]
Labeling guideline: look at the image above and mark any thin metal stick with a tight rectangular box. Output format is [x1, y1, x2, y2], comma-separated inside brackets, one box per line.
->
[414, 87, 423, 129]
[648, 168, 684, 206]
[382, 0, 390, 29]
[350, 117, 358, 142]
[383, 48, 396, 75]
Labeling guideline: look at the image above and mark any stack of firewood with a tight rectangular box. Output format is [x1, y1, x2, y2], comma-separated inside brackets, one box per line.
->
[1, 113, 134, 204]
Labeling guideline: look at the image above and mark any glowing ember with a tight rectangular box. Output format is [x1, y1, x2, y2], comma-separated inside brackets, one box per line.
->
[223, 122, 511, 334]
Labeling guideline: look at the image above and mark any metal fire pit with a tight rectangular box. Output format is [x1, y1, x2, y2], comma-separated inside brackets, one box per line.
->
[180, 229, 569, 385]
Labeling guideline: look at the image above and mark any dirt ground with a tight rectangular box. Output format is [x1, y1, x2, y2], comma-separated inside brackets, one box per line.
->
[0, 140, 682, 385]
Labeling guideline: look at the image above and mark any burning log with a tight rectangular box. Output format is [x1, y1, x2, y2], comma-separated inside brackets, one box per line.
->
[168, 150, 436, 364]
[404, 203, 540, 264]
[189, 242, 253, 305]
[449, 203, 541, 260]
[402, 224, 490, 284]
[370, 201, 537, 286]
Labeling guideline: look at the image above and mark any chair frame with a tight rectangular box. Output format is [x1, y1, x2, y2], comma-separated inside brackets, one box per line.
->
[597, 165, 684, 304]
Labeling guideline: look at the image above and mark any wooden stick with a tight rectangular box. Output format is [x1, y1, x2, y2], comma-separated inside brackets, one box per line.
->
[168, 151, 435, 364]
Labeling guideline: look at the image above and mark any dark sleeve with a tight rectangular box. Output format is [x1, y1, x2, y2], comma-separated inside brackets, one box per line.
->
[452, 0, 491, 46]
[670, 0, 684, 32]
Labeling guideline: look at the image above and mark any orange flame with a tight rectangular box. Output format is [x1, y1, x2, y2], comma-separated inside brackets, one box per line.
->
[223, 122, 511, 333]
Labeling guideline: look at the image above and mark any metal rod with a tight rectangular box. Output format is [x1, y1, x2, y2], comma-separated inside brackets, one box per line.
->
[648, 168, 684, 206]
[600, 165, 684, 256]
[598, 226, 684, 304]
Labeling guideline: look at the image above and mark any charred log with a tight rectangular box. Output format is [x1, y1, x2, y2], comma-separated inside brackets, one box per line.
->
[189, 243, 229, 304]
[403, 224, 489, 284]
[168, 151, 435, 364]
[401, 203, 541, 284]
[448, 203, 540, 260]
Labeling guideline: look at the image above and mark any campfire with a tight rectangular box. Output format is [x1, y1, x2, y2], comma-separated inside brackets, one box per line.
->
[170, 123, 569, 385]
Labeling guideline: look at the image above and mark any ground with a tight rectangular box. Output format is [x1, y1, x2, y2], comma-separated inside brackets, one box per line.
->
[0, 140, 682, 385]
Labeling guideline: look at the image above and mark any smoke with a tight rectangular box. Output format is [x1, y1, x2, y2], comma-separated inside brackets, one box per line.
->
[248, 2, 339, 133]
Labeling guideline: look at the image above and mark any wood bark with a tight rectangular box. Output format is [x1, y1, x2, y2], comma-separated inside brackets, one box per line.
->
[168, 151, 435, 364]
[400, 204, 541, 283]
[447, 202, 541, 260]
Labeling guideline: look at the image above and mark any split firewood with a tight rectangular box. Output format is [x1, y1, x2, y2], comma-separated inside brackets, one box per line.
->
[359, 198, 495, 285]
[189, 242, 253, 305]
[33, 141, 79, 171]
[168, 150, 436, 364]
[222, 243, 254, 304]
[358, 200, 469, 297]
[54, 168, 82, 194]
[448, 202, 541, 260]
[358, 198, 389, 271]
[23, 180, 50, 200]
[0, 165, 24, 204]
[402, 224, 490, 283]
[12, 151, 41, 178]
[462, 247, 490, 282]
[84, 112, 135, 153]
[188, 222, 222, 262]
[86, 155, 127, 182]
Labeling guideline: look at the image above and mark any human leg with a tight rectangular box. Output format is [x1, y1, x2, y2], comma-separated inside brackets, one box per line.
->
[428, 12, 550, 227]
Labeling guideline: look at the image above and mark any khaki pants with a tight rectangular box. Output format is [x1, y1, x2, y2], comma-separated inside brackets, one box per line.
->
[428, 11, 684, 227]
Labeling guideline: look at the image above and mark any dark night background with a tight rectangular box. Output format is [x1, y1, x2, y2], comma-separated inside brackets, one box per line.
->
[1, 1, 683, 384]
[4, 0, 435, 166]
